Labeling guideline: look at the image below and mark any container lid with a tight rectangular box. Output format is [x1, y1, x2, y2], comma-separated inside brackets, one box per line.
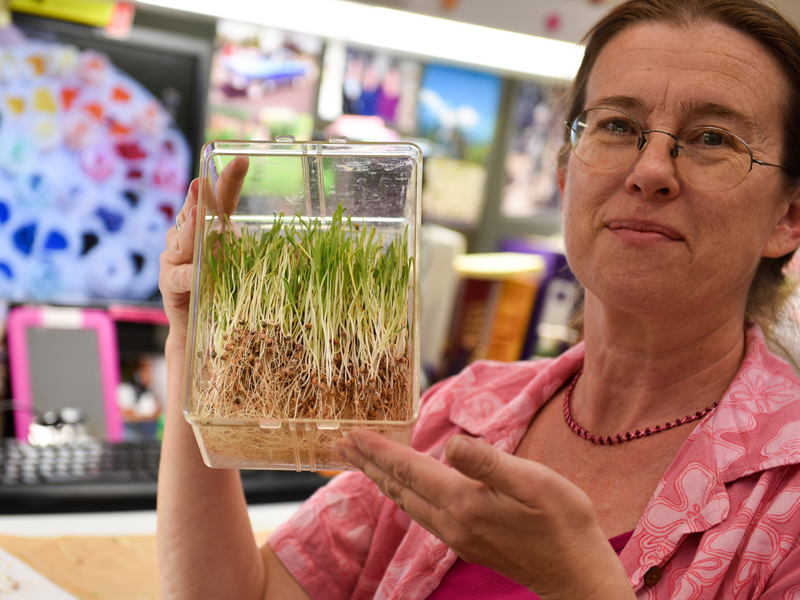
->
[453, 252, 545, 280]
[200, 138, 423, 222]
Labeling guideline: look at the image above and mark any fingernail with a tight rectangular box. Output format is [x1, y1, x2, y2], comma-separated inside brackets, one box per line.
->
[190, 205, 197, 222]
[332, 439, 347, 458]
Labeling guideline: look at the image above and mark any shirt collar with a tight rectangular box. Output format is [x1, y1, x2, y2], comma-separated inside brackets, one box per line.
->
[446, 324, 800, 590]
[623, 323, 800, 588]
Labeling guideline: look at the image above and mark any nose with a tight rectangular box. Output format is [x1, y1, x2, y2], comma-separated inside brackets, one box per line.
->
[625, 130, 681, 200]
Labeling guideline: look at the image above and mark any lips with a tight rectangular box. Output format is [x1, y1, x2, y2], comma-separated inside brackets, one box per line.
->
[607, 220, 683, 240]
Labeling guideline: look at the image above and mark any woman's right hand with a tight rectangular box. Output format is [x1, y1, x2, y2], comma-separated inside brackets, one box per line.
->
[159, 178, 199, 343]
[159, 156, 250, 343]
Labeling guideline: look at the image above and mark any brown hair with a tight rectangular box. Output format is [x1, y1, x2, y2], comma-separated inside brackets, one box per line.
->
[561, 0, 800, 337]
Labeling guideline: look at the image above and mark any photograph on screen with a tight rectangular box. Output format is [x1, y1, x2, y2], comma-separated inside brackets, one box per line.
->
[317, 45, 420, 137]
[500, 80, 568, 218]
[416, 64, 502, 229]
[0, 18, 197, 307]
[205, 20, 321, 142]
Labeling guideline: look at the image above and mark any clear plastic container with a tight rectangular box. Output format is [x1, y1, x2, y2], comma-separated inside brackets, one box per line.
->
[183, 138, 422, 471]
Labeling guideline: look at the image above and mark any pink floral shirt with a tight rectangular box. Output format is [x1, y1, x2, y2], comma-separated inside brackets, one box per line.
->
[269, 324, 800, 599]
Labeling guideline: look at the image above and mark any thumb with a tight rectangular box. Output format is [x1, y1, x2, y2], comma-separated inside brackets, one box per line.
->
[445, 435, 550, 500]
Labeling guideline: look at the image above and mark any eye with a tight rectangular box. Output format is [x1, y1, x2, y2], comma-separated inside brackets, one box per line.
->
[603, 119, 635, 134]
[682, 127, 741, 151]
[701, 131, 724, 146]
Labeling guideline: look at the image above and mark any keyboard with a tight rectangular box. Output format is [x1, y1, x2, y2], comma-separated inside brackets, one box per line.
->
[0, 439, 329, 514]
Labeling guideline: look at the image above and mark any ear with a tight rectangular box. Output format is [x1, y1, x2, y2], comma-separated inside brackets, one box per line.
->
[763, 187, 800, 258]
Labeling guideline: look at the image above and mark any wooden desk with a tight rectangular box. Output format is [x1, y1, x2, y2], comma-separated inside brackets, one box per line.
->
[0, 502, 302, 600]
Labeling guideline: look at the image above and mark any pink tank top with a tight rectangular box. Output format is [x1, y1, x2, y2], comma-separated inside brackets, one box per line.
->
[427, 530, 633, 600]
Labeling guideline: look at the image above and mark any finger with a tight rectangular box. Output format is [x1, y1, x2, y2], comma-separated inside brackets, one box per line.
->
[164, 204, 198, 266]
[209, 155, 249, 219]
[337, 430, 462, 510]
[334, 436, 452, 541]
[175, 178, 200, 228]
[446, 435, 559, 503]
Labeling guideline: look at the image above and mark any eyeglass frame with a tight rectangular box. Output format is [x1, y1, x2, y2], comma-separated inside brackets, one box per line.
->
[563, 106, 786, 191]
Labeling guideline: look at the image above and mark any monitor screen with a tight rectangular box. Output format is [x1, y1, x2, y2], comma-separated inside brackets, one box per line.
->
[205, 19, 322, 142]
[0, 14, 212, 307]
[415, 63, 502, 230]
[500, 80, 568, 218]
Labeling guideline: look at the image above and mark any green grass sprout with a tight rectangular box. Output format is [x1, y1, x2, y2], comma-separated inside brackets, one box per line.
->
[191, 204, 414, 429]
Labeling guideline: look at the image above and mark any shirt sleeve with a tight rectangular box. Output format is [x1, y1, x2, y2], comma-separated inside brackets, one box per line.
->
[268, 469, 388, 600]
[265, 374, 472, 599]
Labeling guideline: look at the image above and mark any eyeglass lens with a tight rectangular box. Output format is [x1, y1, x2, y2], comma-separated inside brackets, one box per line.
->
[569, 108, 754, 192]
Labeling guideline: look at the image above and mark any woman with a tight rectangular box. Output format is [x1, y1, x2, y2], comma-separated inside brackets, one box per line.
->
[157, 0, 800, 598]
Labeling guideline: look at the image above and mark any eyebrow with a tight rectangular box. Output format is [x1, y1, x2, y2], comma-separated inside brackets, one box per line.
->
[675, 99, 762, 135]
[588, 95, 650, 113]
[588, 95, 762, 135]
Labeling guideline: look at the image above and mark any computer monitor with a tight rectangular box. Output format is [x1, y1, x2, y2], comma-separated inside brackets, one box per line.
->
[1, 12, 212, 307]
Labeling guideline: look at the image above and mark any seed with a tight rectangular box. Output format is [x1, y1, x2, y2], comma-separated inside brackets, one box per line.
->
[266, 337, 273, 346]
[211, 350, 217, 358]
[311, 377, 318, 385]
[225, 343, 234, 351]
[197, 351, 203, 358]
[308, 407, 316, 416]
[304, 323, 312, 330]
[221, 354, 228, 361]
[398, 357, 407, 363]
[369, 409, 377, 418]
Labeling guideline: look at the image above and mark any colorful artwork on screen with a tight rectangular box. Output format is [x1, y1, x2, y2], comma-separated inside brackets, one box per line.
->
[0, 38, 190, 304]
[416, 64, 501, 228]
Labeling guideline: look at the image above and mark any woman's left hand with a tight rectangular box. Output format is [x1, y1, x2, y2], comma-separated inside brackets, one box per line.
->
[333, 430, 635, 600]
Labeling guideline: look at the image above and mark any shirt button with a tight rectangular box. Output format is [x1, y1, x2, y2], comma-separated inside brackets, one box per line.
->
[644, 566, 663, 586]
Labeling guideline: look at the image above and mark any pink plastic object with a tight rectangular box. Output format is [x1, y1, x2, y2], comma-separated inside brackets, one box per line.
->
[7, 306, 123, 442]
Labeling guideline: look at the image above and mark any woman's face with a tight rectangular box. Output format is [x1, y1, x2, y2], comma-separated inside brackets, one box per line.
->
[559, 22, 800, 321]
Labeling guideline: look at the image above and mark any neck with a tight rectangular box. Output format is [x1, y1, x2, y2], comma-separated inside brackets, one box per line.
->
[574, 292, 747, 437]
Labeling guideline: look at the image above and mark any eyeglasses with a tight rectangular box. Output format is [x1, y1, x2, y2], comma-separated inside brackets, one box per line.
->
[565, 107, 784, 192]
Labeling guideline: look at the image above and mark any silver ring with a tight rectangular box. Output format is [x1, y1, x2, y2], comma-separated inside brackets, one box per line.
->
[175, 214, 182, 231]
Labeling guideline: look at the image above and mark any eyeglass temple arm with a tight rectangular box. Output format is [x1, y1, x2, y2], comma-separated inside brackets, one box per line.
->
[753, 158, 784, 170]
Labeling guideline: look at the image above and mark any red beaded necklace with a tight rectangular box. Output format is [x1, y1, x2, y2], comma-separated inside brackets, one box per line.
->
[563, 368, 720, 445]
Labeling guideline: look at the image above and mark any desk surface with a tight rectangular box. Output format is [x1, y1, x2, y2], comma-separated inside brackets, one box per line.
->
[0, 502, 303, 600]
[0, 501, 303, 537]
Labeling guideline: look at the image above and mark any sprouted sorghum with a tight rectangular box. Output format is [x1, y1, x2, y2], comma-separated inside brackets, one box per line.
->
[192, 204, 413, 445]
